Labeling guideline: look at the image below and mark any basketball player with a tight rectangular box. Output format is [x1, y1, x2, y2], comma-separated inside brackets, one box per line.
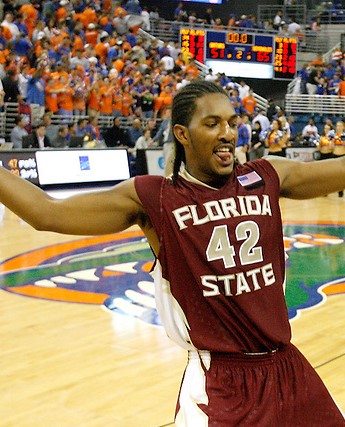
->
[0, 81, 344, 426]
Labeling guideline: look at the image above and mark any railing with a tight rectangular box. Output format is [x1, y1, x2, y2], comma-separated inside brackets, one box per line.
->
[257, 4, 307, 27]
[1, 103, 159, 141]
[285, 94, 345, 115]
[307, 8, 345, 24]
[254, 94, 268, 113]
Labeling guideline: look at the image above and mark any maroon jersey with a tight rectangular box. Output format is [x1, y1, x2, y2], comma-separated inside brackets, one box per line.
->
[135, 159, 291, 353]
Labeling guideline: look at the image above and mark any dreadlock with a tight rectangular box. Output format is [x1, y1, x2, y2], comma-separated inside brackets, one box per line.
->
[171, 80, 227, 183]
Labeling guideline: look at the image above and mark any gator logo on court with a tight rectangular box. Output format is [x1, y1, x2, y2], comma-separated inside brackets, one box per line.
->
[0, 225, 344, 326]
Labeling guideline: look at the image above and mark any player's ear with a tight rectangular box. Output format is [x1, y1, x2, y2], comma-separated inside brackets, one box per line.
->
[173, 124, 189, 146]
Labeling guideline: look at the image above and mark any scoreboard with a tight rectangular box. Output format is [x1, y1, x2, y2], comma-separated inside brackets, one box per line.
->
[180, 28, 297, 80]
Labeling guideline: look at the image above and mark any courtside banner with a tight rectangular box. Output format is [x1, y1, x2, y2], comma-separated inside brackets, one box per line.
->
[145, 149, 164, 176]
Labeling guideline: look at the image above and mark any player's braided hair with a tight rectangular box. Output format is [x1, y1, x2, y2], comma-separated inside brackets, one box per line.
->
[171, 80, 227, 183]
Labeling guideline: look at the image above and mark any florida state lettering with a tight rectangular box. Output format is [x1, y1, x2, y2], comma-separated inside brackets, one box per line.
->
[172, 194, 272, 230]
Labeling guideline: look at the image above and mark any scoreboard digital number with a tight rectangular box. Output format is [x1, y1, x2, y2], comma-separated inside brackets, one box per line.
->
[180, 28, 206, 63]
[180, 28, 297, 80]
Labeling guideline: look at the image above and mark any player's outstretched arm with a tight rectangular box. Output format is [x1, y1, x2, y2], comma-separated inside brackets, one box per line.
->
[267, 155, 345, 199]
[0, 167, 146, 236]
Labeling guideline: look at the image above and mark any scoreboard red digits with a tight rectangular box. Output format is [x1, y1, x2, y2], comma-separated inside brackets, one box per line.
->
[273, 37, 297, 79]
[180, 29, 205, 63]
[179, 28, 297, 80]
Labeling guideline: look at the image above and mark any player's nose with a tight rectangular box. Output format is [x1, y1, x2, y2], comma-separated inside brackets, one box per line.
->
[219, 122, 235, 142]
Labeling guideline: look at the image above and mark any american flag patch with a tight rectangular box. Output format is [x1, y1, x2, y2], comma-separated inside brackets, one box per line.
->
[237, 171, 262, 187]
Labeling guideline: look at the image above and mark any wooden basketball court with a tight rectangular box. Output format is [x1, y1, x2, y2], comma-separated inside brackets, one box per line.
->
[0, 190, 344, 427]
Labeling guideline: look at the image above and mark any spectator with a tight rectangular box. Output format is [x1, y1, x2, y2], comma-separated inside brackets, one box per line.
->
[85, 116, 103, 142]
[287, 19, 302, 36]
[316, 77, 328, 95]
[242, 114, 252, 145]
[51, 125, 69, 148]
[149, 7, 160, 29]
[102, 116, 127, 147]
[87, 80, 101, 119]
[18, 3, 38, 38]
[235, 114, 250, 164]
[328, 72, 341, 95]
[205, 68, 218, 82]
[76, 118, 89, 137]
[10, 115, 28, 149]
[1, 69, 20, 103]
[302, 118, 319, 139]
[17, 63, 30, 102]
[317, 123, 334, 160]
[24, 122, 51, 149]
[238, 80, 250, 99]
[297, 63, 309, 94]
[252, 109, 270, 133]
[158, 40, 170, 60]
[287, 115, 297, 141]
[139, 84, 155, 119]
[141, 6, 151, 31]
[338, 76, 345, 97]
[266, 99, 279, 121]
[45, 77, 61, 115]
[27, 66, 46, 126]
[154, 85, 173, 119]
[71, 71, 87, 116]
[203, 7, 214, 25]
[265, 119, 287, 157]
[70, 50, 90, 70]
[229, 88, 242, 114]
[185, 58, 199, 79]
[174, 2, 188, 21]
[241, 88, 257, 117]
[332, 120, 345, 197]
[42, 112, 59, 143]
[121, 84, 134, 117]
[13, 32, 32, 57]
[188, 11, 198, 26]
[0, 79, 4, 109]
[127, 117, 143, 147]
[278, 116, 291, 155]
[133, 128, 154, 155]
[68, 121, 78, 139]
[249, 121, 265, 160]
[306, 64, 321, 94]
[311, 17, 321, 32]
[1, 12, 20, 39]
[113, 9, 129, 36]
[160, 53, 175, 72]
[57, 75, 74, 123]
[125, 0, 142, 15]
[99, 77, 114, 117]
[323, 63, 336, 81]
[273, 10, 283, 30]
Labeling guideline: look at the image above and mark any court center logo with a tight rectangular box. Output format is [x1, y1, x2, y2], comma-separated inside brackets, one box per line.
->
[0, 225, 344, 325]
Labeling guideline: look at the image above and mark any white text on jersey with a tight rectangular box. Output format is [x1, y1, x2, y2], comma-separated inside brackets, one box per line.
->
[201, 263, 275, 297]
[172, 195, 272, 230]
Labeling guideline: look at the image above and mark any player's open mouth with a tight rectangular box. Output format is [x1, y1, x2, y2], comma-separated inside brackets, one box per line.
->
[213, 146, 234, 164]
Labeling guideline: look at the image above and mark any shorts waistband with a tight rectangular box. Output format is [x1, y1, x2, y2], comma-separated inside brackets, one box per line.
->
[189, 344, 291, 365]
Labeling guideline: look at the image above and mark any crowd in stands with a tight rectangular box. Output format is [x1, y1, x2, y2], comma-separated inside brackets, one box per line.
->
[294, 47, 345, 95]
[0, 0, 345, 179]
